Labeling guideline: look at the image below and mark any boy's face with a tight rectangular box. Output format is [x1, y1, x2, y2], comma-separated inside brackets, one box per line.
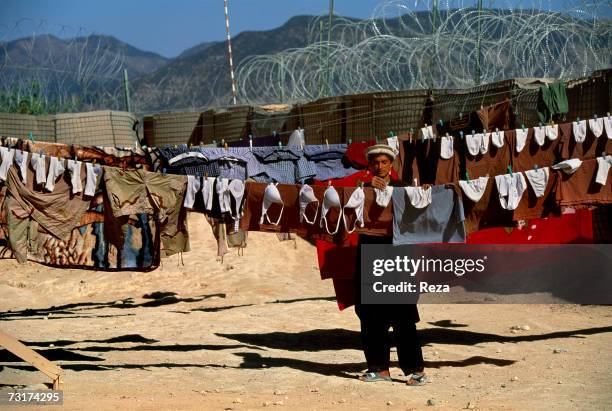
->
[368, 154, 393, 178]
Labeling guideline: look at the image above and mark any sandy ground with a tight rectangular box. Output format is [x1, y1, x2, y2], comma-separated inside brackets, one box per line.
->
[0, 213, 611, 410]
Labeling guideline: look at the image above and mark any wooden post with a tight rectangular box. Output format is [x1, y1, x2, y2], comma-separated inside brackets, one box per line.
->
[0, 328, 62, 390]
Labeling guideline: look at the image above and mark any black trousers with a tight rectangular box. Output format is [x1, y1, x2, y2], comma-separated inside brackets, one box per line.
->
[355, 234, 424, 374]
[355, 303, 424, 375]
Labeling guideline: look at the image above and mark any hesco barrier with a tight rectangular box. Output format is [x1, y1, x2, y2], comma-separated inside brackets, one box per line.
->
[0, 110, 139, 147]
[5, 72, 607, 149]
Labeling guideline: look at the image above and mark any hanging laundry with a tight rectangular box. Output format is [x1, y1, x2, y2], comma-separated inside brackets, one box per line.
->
[303, 144, 358, 181]
[524, 167, 550, 198]
[480, 131, 490, 154]
[287, 128, 305, 147]
[73, 144, 149, 169]
[552, 158, 582, 175]
[589, 117, 604, 138]
[3, 166, 91, 263]
[30, 152, 47, 185]
[0, 147, 15, 181]
[228, 179, 245, 220]
[392, 184, 465, 245]
[44, 157, 65, 193]
[320, 185, 343, 235]
[546, 124, 559, 141]
[342, 186, 365, 233]
[420, 125, 435, 140]
[252, 146, 316, 184]
[217, 178, 231, 214]
[403, 186, 433, 209]
[184, 175, 202, 208]
[201, 176, 216, 211]
[200, 147, 265, 181]
[374, 185, 393, 208]
[14, 150, 29, 184]
[386, 135, 399, 153]
[562, 120, 612, 160]
[490, 130, 505, 148]
[103, 167, 189, 257]
[466, 133, 482, 156]
[299, 184, 319, 224]
[604, 115, 612, 139]
[84, 163, 102, 196]
[556, 158, 612, 207]
[440, 135, 454, 159]
[476, 100, 511, 132]
[66, 160, 83, 194]
[573, 120, 587, 143]
[510, 124, 567, 173]
[459, 176, 489, 203]
[595, 155, 612, 185]
[260, 182, 284, 225]
[533, 125, 547, 146]
[159, 145, 219, 177]
[494, 172, 527, 211]
[344, 140, 376, 169]
[467, 209, 593, 244]
[514, 128, 528, 153]
[537, 80, 568, 123]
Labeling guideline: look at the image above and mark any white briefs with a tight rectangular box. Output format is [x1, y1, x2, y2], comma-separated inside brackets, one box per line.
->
[84, 163, 101, 196]
[595, 156, 612, 185]
[183, 174, 202, 208]
[459, 176, 489, 203]
[30, 152, 47, 185]
[66, 160, 83, 194]
[404, 186, 433, 209]
[533, 126, 546, 146]
[589, 117, 604, 138]
[490, 130, 504, 148]
[495, 173, 527, 211]
[440, 135, 454, 159]
[45, 157, 65, 192]
[466, 133, 488, 156]
[0, 147, 15, 182]
[524, 167, 550, 198]
[573, 120, 587, 143]
[604, 116, 612, 139]
[515, 128, 528, 153]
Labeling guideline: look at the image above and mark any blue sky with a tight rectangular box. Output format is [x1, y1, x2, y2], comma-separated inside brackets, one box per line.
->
[0, 0, 608, 58]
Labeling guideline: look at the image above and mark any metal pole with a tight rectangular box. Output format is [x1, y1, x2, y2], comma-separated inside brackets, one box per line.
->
[279, 55, 284, 103]
[475, 0, 483, 85]
[327, 0, 334, 96]
[319, 20, 324, 97]
[224, 0, 238, 105]
[430, 0, 438, 89]
[123, 69, 131, 112]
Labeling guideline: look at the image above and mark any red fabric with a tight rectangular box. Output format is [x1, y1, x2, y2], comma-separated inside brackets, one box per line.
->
[315, 169, 398, 310]
[344, 140, 376, 169]
[324, 208, 593, 311]
[466, 209, 593, 244]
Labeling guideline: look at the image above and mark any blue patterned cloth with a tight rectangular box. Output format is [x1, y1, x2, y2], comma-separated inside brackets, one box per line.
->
[200, 147, 266, 180]
[303, 144, 358, 181]
[158, 145, 219, 177]
[251, 147, 316, 183]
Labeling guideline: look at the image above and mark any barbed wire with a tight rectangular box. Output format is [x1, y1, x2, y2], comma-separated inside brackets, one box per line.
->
[235, 0, 611, 105]
[1, 1, 610, 114]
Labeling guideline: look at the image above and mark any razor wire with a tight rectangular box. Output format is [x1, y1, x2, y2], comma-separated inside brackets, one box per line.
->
[235, 0, 612, 105]
[0, 19, 127, 114]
